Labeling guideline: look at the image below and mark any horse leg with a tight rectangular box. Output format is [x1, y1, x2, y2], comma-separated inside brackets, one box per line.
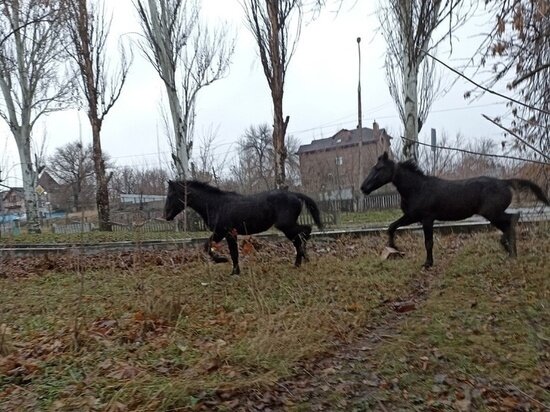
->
[278, 224, 310, 267]
[225, 233, 240, 275]
[204, 233, 228, 263]
[491, 213, 519, 257]
[297, 225, 312, 263]
[422, 219, 435, 268]
[388, 215, 416, 250]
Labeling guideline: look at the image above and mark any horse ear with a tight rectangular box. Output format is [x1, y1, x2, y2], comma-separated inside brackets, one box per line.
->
[167, 180, 174, 187]
[382, 152, 389, 161]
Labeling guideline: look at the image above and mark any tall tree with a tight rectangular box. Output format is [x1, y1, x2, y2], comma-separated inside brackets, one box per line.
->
[378, 0, 468, 161]
[48, 141, 96, 211]
[0, 0, 72, 233]
[242, 0, 303, 189]
[135, 0, 234, 179]
[480, 0, 549, 161]
[65, 0, 132, 231]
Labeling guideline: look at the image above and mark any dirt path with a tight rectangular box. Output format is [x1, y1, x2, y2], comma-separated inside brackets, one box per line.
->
[195, 266, 435, 411]
[198, 252, 549, 412]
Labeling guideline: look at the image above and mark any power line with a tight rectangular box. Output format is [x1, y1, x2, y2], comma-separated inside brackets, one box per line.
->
[422, 49, 550, 116]
[401, 136, 548, 166]
[481, 114, 550, 161]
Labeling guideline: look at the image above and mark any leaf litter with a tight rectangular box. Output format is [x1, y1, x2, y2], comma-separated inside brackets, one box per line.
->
[0, 225, 548, 410]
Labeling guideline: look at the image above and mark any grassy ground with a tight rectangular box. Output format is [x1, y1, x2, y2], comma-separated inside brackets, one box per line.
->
[339, 209, 402, 227]
[0, 235, 411, 410]
[364, 225, 549, 410]
[0, 228, 207, 245]
[1, 224, 548, 411]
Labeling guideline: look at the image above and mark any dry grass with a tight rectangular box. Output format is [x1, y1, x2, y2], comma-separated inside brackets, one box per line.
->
[1, 225, 548, 411]
[0, 235, 414, 410]
[366, 223, 550, 410]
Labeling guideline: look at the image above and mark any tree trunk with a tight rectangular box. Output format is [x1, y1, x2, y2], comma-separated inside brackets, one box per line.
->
[403, 59, 419, 161]
[91, 119, 111, 231]
[144, 0, 190, 179]
[272, 104, 288, 189]
[268, 1, 288, 190]
[166, 85, 190, 179]
[15, 128, 41, 234]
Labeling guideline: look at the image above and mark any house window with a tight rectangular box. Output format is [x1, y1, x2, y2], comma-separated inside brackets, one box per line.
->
[335, 156, 343, 166]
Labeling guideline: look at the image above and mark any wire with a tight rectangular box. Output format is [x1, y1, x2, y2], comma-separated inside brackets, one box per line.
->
[422, 49, 550, 116]
[401, 136, 549, 165]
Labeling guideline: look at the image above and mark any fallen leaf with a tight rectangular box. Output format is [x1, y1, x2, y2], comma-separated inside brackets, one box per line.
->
[381, 246, 405, 260]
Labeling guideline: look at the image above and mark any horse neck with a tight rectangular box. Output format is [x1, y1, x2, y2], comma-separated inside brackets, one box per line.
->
[392, 165, 426, 198]
[186, 187, 221, 223]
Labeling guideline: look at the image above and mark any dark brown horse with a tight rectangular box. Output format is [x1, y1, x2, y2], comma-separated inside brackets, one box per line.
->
[164, 180, 323, 275]
[361, 152, 549, 267]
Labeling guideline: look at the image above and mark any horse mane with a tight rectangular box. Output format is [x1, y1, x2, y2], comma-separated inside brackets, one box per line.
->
[182, 180, 238, 196]
[398, 159, 426, 177]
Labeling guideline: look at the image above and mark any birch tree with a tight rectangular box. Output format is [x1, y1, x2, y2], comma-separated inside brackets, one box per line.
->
[0, 0, 72, 233]
[378, 0, 468, 161]
[65, 0, 132, 231]
[135, 0, 234, 179]
[242, 0, 302, 189]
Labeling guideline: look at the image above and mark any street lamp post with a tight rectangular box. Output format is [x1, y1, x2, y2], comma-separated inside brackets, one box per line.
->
[356, 37, 363, 209]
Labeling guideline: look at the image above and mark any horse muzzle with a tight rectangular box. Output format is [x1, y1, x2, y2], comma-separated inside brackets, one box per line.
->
[361, 183, 373, 195]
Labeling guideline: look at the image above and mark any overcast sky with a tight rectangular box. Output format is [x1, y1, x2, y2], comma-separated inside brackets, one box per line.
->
[1, 0, 509, 186]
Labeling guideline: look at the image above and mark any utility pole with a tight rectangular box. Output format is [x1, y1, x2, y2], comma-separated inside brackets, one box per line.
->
[356, 37, 363, 209]
[431, 128, 437, 176]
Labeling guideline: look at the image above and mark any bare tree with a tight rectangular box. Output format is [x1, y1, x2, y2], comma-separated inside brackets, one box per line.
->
[65, 0, 132, 231]
[378, 0, 469, 161]
[242, 0, 303, 189]
[48, 141, 96, 211]
[110, 166, 168, 196]
[232, 123, 300, 193]
[191, 125, 230, 184]
[478, 1, 549, 161]
[135, 0, 234, 179]
[0, 0, 73, 233]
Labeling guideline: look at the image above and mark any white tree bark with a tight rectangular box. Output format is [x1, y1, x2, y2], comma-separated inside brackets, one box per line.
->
[136, 0, 233, 179]
[0, 0, 71, 233]
[14, 126, 39, 233]
[379, 0, 466, 162]
[403, 59, 419, 161]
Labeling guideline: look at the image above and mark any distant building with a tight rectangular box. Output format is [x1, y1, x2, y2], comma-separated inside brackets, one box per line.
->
[37, 170, 65, 212]
[297, 121, 392, 197]
[0, 187, 25, 214]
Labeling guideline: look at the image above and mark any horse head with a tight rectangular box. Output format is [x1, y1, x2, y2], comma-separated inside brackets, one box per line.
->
[163, 180, 187, 221]
[361, 152, 395, 195]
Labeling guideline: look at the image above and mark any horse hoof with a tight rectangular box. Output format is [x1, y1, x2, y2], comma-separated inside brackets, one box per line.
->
[422, 262, 433, 269]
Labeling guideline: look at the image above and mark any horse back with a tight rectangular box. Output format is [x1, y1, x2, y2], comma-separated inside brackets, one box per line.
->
[414, 176, 512, 221]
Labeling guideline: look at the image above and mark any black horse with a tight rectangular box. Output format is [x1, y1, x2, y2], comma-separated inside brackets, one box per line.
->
[361, 152, 549, 267]
[164, 180, 323, 275]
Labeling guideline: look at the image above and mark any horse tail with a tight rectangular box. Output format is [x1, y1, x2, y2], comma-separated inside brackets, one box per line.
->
[505, 179, 550, 205]
[295, 193, 324, 230]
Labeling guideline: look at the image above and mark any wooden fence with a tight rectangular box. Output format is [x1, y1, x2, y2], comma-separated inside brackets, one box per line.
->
[0, 191, 400, 236]
[362, 192, 401, 210]
[317, 192, 401, 213]
[52, 222, 95, 234]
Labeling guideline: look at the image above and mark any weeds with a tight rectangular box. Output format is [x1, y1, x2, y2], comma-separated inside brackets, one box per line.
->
[1, 225, 548, 410]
